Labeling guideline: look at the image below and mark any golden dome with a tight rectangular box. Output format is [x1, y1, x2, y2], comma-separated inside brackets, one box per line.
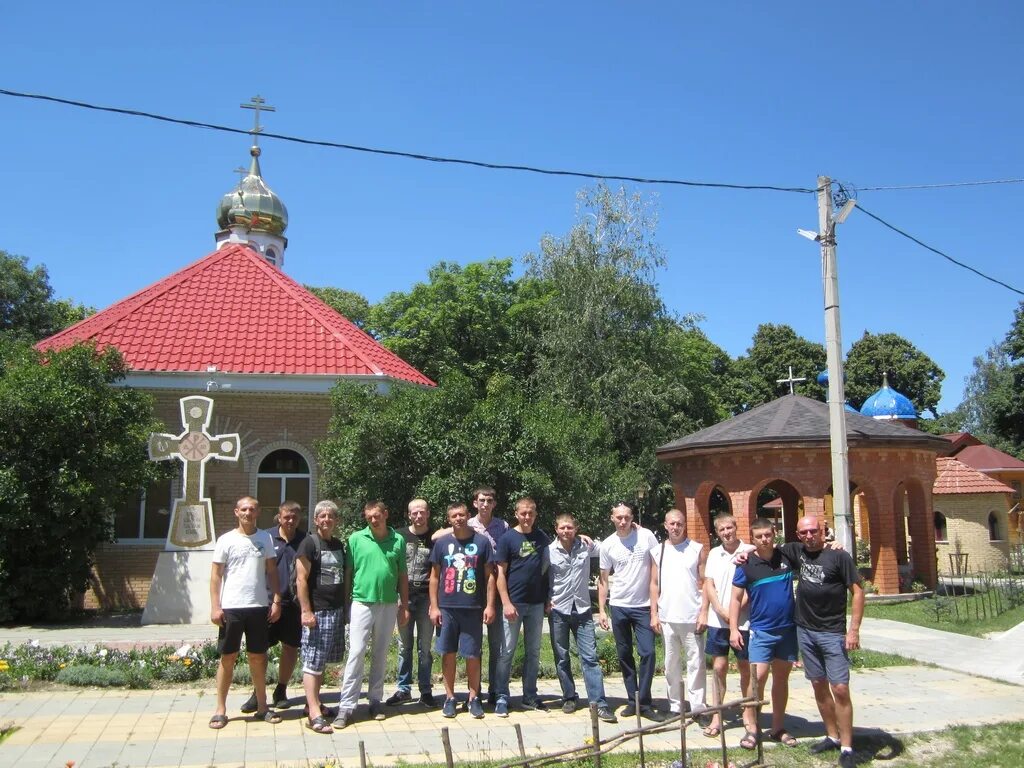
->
[216, 146, 288, 236]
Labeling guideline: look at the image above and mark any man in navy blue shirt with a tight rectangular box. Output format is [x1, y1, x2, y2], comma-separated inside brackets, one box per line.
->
[494, 497, 551, 716]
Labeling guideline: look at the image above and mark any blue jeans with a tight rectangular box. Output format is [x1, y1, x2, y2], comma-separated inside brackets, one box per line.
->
[549, 609, 607, 708]
[495, 602, 545, 704]
[396, 591, 434, 693]
[610, 605, 655, 706]
[486, 619, 503, 696]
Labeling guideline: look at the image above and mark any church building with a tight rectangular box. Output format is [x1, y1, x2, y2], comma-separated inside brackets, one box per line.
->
[39, 129, 433, 611]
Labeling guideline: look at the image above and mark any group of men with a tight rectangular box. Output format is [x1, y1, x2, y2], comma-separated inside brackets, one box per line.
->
[207, 490, 863, 767]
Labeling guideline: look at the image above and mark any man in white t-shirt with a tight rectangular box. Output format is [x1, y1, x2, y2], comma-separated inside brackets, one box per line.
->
[597, 502, 663, 721]
[649, 509, 707, 716]
[208, 496, 282, 730]
[703, 514, 757, 741]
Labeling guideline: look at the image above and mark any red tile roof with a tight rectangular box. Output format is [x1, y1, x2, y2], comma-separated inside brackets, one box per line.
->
[953, 444, 1024, 473]
[38, 244, 434, 386]
[933, 457, 1015, 495]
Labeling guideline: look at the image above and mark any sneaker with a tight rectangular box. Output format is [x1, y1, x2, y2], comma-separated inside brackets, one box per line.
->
[641, 706, 666, 722]
[810, 737, 841, 754]
[495, 700, 509, 718]
[562, 698, 577, 714]
[597, 706, 618, 723]
[418, 692, 436, 707]
[239, 692, 258, 714]
[271, 685, 290, 709]
[442, 697, 457, 718]
[620, 703, 636, 718]
[385, 690, 412, 706]
[522, 699, 549, 711]
[468, 697, 485, 719]
[332, 710, 351, 729]
[839, 751, 856, 768]
[369, 702, 386, 721]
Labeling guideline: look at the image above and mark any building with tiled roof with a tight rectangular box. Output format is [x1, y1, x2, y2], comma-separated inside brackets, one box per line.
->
[933, 457, 1014, 572]
[37, 133, 432, 614]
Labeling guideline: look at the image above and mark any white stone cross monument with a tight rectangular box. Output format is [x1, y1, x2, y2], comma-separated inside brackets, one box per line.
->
[142, 395, 241, 624]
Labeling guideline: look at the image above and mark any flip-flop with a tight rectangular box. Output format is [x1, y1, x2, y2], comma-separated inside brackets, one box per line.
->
[739, 730, 759, 750]
[769, 729, 798, 747]
[208, 714, 229, 730]
[703, 725, 721, 738]
[255, 710, 282, 724]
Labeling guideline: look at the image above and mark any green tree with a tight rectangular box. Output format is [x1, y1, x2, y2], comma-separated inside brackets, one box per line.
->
[729, 324, 827, 412]
[306, 286, 372, 330]
[369, 259, 542, 388]
[844, 331, 944, 417]
[0, 342, 159, 620]
[0, 250, 93, 341]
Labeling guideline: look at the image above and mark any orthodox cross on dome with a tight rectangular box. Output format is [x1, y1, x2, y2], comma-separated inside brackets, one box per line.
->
[148, 396, 241, 550]
[240, 94, 275, 148]
[232, 165, 249, 187]
[776, 366, 807, 395]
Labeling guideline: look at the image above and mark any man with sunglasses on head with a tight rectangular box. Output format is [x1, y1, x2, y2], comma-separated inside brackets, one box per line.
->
[779, 516, 863, 768]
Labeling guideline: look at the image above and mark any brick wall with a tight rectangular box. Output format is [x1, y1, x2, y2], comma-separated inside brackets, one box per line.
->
[934, 493, 1012, 573]
[82, 389, 334, 610]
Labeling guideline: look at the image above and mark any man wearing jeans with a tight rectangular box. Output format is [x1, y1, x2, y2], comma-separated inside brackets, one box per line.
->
[334, 501, 409, 729]
[386, 498, 437, 707]
[597, 502, 663, 721]
[494, 497, 550, 716]
[547, 513, 617, 723]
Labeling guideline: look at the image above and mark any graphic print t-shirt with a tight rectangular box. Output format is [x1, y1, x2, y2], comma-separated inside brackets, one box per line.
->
[430, 532, 493, 609]
[779, 543, 860, 633]
[496, 528, 551, 605]
[296, 534, 346, 612]
[399, 525, 436, 595]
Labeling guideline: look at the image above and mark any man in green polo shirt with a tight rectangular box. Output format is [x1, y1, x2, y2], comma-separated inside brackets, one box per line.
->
[334, 501, 410, 728]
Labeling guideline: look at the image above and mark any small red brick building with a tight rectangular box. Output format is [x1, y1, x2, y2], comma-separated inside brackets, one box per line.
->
[655, 394, 951, 594]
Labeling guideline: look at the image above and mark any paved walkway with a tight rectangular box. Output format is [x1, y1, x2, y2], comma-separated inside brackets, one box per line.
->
[0, 616, 1022, 767]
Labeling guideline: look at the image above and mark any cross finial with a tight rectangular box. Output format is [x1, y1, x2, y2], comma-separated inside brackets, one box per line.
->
[240, 95, 276, 147]
[232, 166, 248, 188]
[776, 366, 807, 395]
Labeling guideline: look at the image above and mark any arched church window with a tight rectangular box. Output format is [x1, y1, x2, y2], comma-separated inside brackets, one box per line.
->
[988, 512, 1001, 541]
[256, 449, 311, 529]
[934, 511, 947, 543]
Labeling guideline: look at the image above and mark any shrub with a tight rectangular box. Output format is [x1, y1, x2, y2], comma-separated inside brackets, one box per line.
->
[56, 665, 129, 687]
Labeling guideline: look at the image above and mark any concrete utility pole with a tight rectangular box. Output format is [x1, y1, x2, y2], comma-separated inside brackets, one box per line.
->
[817, 175, 853, 552]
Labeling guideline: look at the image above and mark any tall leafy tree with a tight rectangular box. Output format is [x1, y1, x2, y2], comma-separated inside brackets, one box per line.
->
[0, 342, 159, 620]
[1, 249, 92, 342]
[844, 331, 944, 417]
[306, 285, 372, 330]
[729, 323, 827, 412]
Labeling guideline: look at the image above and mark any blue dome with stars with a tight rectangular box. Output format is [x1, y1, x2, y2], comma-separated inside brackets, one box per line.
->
[860, 374, 917, 420]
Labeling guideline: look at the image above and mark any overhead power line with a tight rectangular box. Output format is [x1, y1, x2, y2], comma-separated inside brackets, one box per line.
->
[854, 178, 1024, 192]
[855, 204, 1023, 296]
[0, 87, 816, 194]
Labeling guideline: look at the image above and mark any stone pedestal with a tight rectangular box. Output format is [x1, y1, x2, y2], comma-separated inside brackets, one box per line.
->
[142, 550, 215, 625]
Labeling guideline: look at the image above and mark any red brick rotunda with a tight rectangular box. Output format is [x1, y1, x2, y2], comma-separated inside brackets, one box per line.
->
[655, 394, 951, 594]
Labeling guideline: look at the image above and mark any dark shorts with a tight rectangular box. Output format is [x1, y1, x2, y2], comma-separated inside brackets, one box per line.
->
[436, 607, 483, 658]
[797, 626, 850, 685]
[748, 625, 798, 664]
[706, 626, 749, 661]
[267, 601, 301, 648]
[218, 606, 270, 655]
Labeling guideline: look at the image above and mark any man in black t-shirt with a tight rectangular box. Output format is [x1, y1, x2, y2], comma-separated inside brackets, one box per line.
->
[295, 500, 347, 735]
[494, 497, 551, 716]
[385, 498, 438, 707]
[780, 516, 864, 768]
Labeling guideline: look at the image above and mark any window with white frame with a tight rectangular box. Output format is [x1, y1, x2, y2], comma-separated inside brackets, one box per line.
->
[255, 449, 311, 529]
[114, 473, 175, 542]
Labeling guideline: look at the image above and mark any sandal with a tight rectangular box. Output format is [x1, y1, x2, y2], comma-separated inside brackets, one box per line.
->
[769, 729, 798, 747]
[208, 714, 229, 730]
[703, 725, 721, 738]
[306, 715, 334, 734]
[739, 730, 759, 750]
[255, 710, 282, 724]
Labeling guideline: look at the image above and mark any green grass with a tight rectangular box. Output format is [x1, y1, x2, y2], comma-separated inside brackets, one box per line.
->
[865, 598, 1024, 637]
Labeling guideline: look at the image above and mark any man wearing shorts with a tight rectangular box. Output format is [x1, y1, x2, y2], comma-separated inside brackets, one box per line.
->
[781, 516, 863, 768]
[240, 500, 306, 714]
[730, 517, 797, 748]
[429, 501, 497, 719]
[335, 501, 409, 728]
[702, 514, 757, 741]
[296, 500, 347, 734]
[208, 496, 282, 729]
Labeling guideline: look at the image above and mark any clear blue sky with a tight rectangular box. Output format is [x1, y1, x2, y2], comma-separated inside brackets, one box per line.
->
[3, 3, 1021, 414]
